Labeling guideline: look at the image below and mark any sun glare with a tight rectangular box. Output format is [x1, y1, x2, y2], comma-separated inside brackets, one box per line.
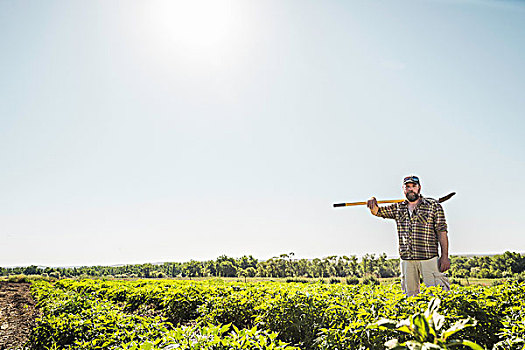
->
[144, 0, 236, 52]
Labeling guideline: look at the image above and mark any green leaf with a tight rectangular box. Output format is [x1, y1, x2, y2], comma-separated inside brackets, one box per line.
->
[396, 318, 413, 334]
[412, 314, 430, 341]
[397, 324, 413, 335]
[431, 313, 445, 331]
[369, 318, 397, 330]
[140, 343, 153, 350]
[446, 339, 484, 350]
[442, 318, 476, 340]
[426, 298, 441, 317]
[220, 323, 231, 334]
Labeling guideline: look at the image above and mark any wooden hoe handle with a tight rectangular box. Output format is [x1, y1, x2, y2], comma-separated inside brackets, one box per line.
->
[333, 199, 404, 207]
[333, 192, 455, 208]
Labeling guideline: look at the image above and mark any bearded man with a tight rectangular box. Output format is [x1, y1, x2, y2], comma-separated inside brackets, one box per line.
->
[367, 175, 450, 296]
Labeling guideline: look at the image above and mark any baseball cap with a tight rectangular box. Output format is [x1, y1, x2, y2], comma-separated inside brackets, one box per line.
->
[403, 175, 420, 185]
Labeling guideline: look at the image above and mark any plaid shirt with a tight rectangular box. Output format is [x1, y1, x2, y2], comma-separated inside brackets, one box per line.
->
[376, 196, 448, 260]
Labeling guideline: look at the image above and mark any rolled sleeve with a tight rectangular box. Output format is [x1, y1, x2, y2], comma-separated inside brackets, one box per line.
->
[376, 204, 398, 219]
[434, 203, 448, 233]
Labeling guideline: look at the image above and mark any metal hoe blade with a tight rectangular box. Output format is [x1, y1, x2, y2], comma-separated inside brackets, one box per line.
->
[438, 192, 456, 203]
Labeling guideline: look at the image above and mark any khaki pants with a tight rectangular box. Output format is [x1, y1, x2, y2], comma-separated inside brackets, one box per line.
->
[400, 257, 450, 297]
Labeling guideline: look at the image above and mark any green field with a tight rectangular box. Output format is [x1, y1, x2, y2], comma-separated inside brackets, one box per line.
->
[25, 278, 525, 349]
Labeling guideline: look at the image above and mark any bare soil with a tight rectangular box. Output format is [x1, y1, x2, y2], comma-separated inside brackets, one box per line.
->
[0, 282, 39, 350]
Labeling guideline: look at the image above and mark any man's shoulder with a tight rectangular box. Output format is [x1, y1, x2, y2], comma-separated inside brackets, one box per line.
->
[420, 197, 443, 211]
[397, 200, 408, 208]
[422, 197, 438, 205]
[391, 202, 405, 211]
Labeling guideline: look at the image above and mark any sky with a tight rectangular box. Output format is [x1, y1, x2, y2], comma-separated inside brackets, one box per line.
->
[1, 0, 524, 267]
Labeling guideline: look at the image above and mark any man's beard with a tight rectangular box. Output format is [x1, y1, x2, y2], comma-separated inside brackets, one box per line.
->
[406, 191, 420, 202]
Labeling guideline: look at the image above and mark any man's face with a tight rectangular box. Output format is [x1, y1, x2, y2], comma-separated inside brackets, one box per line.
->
[403, 182, 421, 202]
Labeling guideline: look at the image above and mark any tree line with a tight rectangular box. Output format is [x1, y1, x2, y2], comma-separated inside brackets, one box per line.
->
[2, 251, 524, 280]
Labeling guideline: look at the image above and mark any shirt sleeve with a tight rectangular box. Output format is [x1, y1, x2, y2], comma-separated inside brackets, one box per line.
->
[434, 203, 448, 233]
[376, 203, 398, 219]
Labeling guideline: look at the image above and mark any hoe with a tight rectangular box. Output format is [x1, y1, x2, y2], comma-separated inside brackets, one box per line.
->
[333, 192, 456, 208]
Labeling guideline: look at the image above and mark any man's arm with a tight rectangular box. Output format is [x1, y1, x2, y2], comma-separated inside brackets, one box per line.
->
[437, 231, 450, 272]
[368, 197, 397, 219]
[434, 203, 449, 272]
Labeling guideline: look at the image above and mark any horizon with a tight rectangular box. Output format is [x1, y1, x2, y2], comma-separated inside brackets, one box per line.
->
[3, 250, 523, 269]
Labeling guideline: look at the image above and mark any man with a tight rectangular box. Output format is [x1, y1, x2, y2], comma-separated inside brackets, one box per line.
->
[367, 175, 450, 296]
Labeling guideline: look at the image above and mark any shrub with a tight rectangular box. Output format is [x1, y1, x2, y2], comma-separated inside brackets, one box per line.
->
[369, 298, 483, 349]
[513, 272, 525, 283]
[28, 277, 525, 350]
[285, 278, 310, 283]
[49, 271, 61, 279]
[491, 279, 506, 287]
[362, 275, 380, 285]
[450, 278, 463, 286]
[8, 274, 29, 283]
[345, 276, 359, 285]
[254, 290, 331, 349]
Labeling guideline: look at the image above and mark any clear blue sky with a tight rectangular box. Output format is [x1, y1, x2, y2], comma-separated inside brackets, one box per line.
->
[1, 0, 524, 267]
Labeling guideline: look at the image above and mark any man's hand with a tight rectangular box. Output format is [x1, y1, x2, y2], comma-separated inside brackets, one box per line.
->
[438, 256, 451, 272]
[437, 231, 450, 272]
[367, 197, 379, 216]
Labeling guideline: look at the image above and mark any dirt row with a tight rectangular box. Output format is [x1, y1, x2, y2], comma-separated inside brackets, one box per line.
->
[0, 282, 39, 350]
